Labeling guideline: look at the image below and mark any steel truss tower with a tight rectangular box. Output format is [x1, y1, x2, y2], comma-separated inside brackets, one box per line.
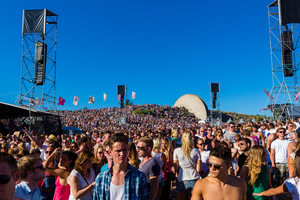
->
[266, 1, 300, 120]
[16, 9, 58, 111]
[209, 83, 222, 126]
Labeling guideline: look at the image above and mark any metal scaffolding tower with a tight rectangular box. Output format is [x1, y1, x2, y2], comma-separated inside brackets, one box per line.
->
[266, 1, 300, 120]
[16, 9, 58, 111]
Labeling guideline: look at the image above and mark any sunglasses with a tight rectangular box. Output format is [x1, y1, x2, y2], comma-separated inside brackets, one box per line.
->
[198, 143, 204, 146]
[0, 174, 12, 184]
[136, 146, 147, 151]
[33, 165, 44, 171]
[46, 151, 53, 154]
[208, 163, 222, 170]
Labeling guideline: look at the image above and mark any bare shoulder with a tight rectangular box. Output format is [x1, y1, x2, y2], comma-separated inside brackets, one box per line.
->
[191, 178, 210, 200]
[193, 177, 211, 190]
[228, 175, 247, 188]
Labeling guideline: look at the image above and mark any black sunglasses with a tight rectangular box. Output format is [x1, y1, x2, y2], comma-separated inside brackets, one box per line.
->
[0, 174, 12, 184]
[208, 163, 222, 170]
[33, 165, 44, 171]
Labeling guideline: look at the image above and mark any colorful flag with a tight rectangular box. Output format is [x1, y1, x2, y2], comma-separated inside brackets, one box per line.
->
[132, 91, 136, 99]
[58, 97, 65, 106]
[73, 96, 80, 106]
[296, 92, 300, 101]
[118, 94, 121, 101]
[263, 89, 274, 100]
[88, 96, 95, 104]
[259, 108, 269, 111]
[103, 93, 107, 101]
[43, 107, 48, 111]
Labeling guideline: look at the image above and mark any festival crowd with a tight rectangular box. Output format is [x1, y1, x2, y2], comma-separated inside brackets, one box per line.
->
[0, 104, 300, 200]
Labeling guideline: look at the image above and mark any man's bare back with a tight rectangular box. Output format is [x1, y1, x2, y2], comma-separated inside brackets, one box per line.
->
[191, 174, 247, 200]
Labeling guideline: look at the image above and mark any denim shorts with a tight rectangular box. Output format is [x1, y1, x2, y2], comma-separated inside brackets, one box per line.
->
[177, 179, 197, 192]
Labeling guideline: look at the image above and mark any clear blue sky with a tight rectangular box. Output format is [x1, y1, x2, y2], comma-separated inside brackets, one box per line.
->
[0, 0, 273, 115]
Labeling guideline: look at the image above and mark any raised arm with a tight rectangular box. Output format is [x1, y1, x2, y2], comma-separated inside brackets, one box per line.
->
[43, 148, 69, 178]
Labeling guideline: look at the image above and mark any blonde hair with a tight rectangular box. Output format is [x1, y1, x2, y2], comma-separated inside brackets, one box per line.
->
[74, 150, 94, 174]
[93, 145, 103, 163]
[181, 131, 193, 160]
[246, 145, 264, 186]
[153, 138, 161, 151]
[128, 142, 140, 169]
[171, 129, 179, 138]
[18, 155, 42, 180]
[214, 129, 223, 137]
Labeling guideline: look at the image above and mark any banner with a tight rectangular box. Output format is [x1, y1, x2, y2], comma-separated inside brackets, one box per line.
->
[132, 91, 136, 99]
[73, 96, 80, 106]
[103, 93, 107, 101]
[263, 89, 274, 101]
[58, 97, 65, 106]
[118, 94, 121, 101]
[88, 96, 95, 104]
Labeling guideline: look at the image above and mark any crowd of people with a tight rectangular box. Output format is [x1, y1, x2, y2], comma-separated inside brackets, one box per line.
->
[0, 104, 300, 200]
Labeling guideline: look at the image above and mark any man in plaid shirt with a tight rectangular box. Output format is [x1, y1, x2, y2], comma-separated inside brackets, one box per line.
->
[93, 133, 149, 200]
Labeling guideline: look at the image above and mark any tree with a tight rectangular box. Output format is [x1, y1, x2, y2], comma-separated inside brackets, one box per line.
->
[125, 99, 133, 107]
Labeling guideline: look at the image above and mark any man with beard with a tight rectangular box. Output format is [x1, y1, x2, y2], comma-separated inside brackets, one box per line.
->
[235, 138, 251, 176]
[191, 146, 246, 200]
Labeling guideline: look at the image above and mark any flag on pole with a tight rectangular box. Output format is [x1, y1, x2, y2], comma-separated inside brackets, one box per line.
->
[88, 96, 95, 104]
[58, 97, 65, 106]
[263, 89, 274, 100]
[132, 91, 136, 99]
[296, 92, 300, 101]
[103, 93, 107, 101]
[73, 96, 80, 106]
[118, 94, 121, 101]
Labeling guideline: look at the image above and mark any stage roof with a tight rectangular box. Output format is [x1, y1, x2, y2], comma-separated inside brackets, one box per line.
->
[0, 102, 59, 118]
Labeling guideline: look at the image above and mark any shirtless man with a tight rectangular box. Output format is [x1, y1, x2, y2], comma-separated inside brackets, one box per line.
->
[191, 146, 247, 200]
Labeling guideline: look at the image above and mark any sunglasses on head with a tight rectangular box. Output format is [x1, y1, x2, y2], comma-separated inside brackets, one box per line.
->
[208, 163, 222, 170]
[0, 174, 12, 185]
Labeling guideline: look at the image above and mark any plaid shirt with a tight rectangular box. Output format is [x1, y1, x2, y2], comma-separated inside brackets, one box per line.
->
[93, 163, 149, 200]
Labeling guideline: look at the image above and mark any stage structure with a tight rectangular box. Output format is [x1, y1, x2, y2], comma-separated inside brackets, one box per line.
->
[209, 83, 222, 126]
[16, 9, 58, 111]
[265, 0, 300, 119]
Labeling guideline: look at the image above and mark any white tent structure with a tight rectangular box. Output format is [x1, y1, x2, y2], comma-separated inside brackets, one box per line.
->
[174, 94, 208, 121]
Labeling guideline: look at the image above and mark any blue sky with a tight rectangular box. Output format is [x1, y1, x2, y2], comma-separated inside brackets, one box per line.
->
[0, 0, 273, 115]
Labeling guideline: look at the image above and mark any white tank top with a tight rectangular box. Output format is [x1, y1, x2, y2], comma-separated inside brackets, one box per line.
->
[110, 183, 125, 200]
